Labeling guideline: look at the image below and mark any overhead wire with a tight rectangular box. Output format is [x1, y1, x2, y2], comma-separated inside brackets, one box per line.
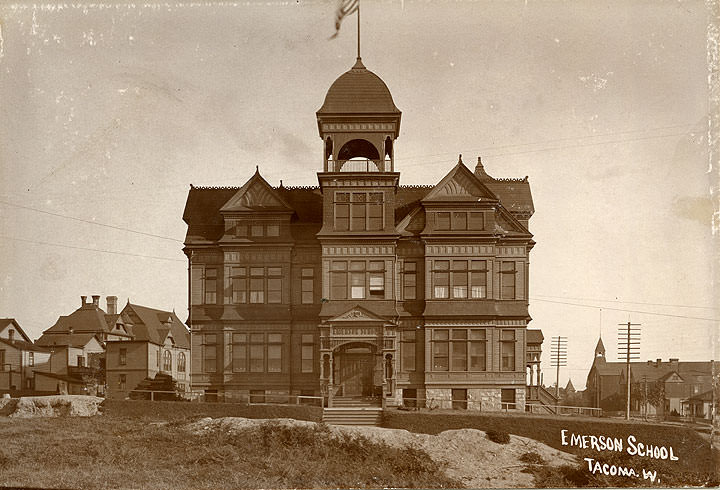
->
[530, 297, 719, 322]
[0, 235, 186, 263]
[0, 200, 184, 243]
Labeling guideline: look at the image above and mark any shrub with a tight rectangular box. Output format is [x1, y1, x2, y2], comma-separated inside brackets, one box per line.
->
[519, 450, 545, 465]
[486, 429, 510, 444]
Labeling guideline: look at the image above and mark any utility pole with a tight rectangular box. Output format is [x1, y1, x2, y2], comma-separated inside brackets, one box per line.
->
[618, 320, 641, 420]
[550, 336, 567, 402]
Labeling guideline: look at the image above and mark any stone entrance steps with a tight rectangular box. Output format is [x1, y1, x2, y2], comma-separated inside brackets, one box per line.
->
[322, 407, 383, 426]
[331, 396, 382, 408]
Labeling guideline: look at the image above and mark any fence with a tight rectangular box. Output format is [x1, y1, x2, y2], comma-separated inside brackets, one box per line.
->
[396, 396, 524, 411]
[525, 403, 603, 417]
[127, 389, 324, 407]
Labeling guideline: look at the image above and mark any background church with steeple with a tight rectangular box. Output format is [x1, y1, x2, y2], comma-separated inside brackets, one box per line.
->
[182, 52, 547, 411]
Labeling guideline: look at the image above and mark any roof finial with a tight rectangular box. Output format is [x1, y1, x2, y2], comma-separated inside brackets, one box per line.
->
[357, 0, 361, 61]
[458, 154, 463, 165]
[255, 165, 259, 174]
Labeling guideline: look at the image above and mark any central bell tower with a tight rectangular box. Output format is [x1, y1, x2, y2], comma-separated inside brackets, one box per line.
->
[315, 57, 403, 403]
[316, 57, 402, 172]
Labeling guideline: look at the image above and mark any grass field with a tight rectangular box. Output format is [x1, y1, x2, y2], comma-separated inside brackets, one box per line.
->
[1, 400, 717, 488]
[383, 410, 719, 487]
[0, 403, 458, 489]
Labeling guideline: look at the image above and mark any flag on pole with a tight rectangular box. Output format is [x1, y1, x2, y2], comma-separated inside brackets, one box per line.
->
[330, 0, 359, 39]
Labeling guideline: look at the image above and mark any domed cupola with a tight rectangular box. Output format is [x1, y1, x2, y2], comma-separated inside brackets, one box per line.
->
[317, 58, 401, 173]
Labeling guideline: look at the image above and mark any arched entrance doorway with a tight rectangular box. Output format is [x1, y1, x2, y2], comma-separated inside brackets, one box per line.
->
[334, 342, 378, 397]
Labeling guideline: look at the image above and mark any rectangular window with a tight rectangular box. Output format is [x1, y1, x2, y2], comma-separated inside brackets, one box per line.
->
[403, 261, 417, 300]
[301, 334, 314, 373]
[401, 330, 416, 372]
[452, 388, 468, 410]
[28, 352, 34, 367]
[368, 193, 383, 230]
[452, 212, 467, 230]
[250, 267, 264, 304]
[250, 333, 264, 372]
[301, 268, 314, 304]
[77, 355, 85, 367]
[0, 350, 4, 371]
[501, 330, 516, 371]
[334, 192, 350, 231]
[452, 260, 468, 299]
[268, 334, 282, 373]
[432, 329, 449, 371]
[451, 329, 467, 371]
[204, 334, 217, 373]
[232, 333, 247, 372]
[350, 261, 365, 299]
[469, 329, 486, 371]
[501, 388, 516, 408]
[351, 193, 366, 231]
[331, 261, 347, 300]
[436, 212, 450, 230]
[469, 212, 484, 230]
[267, 267, 282, 304]
[232, 267, 247, 304]
[204, 268, 217, 304]
[433, 260, 449, 299]
[119, 348, 127, 366]
[266, 224, 279, 237]
[369, 261, 384, 297]
[235, 223, 247, 237]
[251, 224, 263, 237]
[470, 260, 487, 299]
[119, 374, 126, 391]
[501, 262, 516, 300]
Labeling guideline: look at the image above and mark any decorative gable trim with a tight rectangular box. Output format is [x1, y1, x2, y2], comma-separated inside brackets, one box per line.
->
[328, 305, 387, 323]
[422, 160, 499, 202]
[220, 169, 293, 213]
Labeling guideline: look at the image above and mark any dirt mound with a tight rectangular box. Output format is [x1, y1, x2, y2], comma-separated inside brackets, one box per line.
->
[0, 397, 17, 416]
[187, 417, 577, 488]
[8, 395, 104, 418]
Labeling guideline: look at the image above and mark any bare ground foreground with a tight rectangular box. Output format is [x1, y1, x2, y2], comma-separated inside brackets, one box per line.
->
[0, 397, 716, 488]
[188, 416, 578, 488]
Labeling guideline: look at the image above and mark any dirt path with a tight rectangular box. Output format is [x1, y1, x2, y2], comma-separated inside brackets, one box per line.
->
[188, 417, 577, 488]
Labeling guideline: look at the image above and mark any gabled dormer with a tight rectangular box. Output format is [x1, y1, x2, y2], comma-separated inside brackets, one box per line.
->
[421, 157, 499, 235]
[219, 168, 294, 243]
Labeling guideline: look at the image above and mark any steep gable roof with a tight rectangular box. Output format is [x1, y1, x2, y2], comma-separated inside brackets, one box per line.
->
[35, 332, 101, 349]
[0, 318, 32, 343]
[0, 337, 51, 352]
[220, 169, 292, 213]
[422, 159, 499, 203]
[122, 303, 190, 349]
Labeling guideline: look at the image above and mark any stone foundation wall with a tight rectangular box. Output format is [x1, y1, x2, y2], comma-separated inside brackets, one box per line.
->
[425, 388, 452, 409]
[515, 387, 526, 411]
[468, 388, 501, 411]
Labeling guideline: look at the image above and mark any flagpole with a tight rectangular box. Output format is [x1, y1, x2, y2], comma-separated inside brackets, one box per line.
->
[357, 0, 361, 59]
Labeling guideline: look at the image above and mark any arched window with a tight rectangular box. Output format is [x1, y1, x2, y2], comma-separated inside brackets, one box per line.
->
[177, 352, 186, 372]
[163, 350, 172, 371]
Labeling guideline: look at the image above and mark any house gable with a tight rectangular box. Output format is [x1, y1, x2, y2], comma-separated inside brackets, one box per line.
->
[220, 170, 293, 213]
[0, 319, 32, 343]
[422, 160, 498, 203]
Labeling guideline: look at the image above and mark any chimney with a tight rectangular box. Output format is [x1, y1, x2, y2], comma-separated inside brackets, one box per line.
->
[655, 358, 662, 367]
[670, 358, 679, 369]
[81, 295, 87, 306]
[92, 295, 100, 308]
[106, 296, 118, 315]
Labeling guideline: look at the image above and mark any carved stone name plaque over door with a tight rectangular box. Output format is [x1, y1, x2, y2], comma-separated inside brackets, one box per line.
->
[332, 326, 379, 337]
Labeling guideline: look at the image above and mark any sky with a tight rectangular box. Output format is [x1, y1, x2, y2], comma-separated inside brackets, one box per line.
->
[0, 0, 716, 389]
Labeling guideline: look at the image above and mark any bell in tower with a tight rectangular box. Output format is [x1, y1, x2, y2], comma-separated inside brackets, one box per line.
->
[316, 58, 402, 173]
